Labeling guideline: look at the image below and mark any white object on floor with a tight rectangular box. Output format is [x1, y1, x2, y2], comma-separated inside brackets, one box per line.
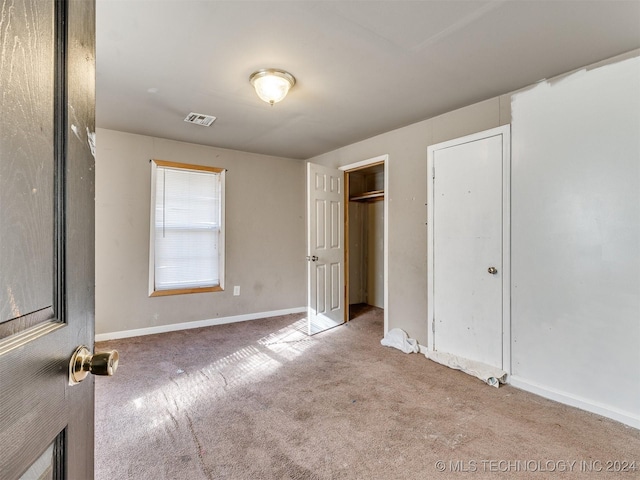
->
[381, 328, 420, 354]
[425, 350, 507, 387]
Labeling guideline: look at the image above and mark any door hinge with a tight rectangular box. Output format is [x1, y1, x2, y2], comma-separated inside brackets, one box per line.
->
[432, 165, 435, 179]
[432, 320, 435, 333]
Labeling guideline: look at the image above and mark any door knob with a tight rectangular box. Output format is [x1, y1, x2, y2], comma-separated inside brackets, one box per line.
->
[69, 345, 119, 385]
[306, 255, 319, 262]
[488, 267, 498, 274]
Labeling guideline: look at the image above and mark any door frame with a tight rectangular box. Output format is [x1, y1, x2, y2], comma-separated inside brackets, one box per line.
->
[340, 154, 389, 334]
[426, 126, 511, 373]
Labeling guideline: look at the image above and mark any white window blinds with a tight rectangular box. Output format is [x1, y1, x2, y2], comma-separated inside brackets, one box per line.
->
[150, 161, 225, 295]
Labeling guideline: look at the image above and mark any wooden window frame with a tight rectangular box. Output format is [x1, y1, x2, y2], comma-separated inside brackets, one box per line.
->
[148, 159, 225, 297]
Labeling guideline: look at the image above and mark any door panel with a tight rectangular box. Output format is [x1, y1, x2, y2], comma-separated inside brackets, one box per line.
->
[307, 163, 344, 335]
[0, 0, 96, 478]
[316, 200, 326, 249]
[0, 0, 55, 331]
[428, 128, 509, 370]
[330, 200, 340, 248]
[330, 263, 340, 310]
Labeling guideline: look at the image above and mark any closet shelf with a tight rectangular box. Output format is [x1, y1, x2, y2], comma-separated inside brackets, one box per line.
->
[349, 190, 384, 202]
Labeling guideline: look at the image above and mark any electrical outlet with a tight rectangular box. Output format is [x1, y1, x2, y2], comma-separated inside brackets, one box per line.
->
[233, 286, 240, 296]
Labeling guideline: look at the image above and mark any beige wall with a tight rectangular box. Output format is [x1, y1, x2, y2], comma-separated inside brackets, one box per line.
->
[309, 96, 511, 344]
[95, 129, 305, 335]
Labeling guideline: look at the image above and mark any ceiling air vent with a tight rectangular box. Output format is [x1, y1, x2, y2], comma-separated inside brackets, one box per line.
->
[184, 112, 216, 127]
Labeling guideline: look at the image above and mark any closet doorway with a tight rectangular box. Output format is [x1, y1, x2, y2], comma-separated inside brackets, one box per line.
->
[341, 155, 388, 332]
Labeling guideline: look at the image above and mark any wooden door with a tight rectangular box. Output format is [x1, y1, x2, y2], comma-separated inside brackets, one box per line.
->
[427, 126, 510, 370]
[0, 0, 96, 478]
[307, 163, 345, 335]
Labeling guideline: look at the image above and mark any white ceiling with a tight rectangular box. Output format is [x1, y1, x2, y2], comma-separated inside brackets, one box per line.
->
[96, 0, 640, 160]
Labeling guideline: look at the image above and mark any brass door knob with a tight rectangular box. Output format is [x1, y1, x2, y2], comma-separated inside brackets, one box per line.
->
[69, 345, 119, 385]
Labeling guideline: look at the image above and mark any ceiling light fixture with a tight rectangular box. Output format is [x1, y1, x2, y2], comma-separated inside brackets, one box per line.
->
[249, 69, 296, 106]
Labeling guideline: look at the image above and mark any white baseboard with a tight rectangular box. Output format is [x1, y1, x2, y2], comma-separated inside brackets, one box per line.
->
[509, 375, 640, 430]
[95, 307, 306, 342]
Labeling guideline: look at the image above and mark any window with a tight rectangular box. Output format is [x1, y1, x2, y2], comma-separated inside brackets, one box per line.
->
[149, 160, 225, 296]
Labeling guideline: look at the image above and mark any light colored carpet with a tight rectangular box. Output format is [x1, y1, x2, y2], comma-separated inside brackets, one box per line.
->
[95, 306, 640, 479]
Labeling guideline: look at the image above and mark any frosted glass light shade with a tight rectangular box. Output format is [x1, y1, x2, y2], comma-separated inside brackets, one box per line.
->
[249, 69, 296, 105]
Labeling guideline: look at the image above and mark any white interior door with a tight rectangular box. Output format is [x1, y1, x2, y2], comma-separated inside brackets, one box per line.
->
[427, 126, 510, 370]
[307, 163, 345, 335]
